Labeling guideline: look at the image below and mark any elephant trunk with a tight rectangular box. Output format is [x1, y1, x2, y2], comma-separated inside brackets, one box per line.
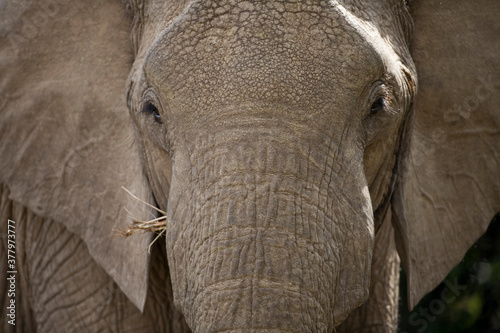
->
[165, 126, 374, 332]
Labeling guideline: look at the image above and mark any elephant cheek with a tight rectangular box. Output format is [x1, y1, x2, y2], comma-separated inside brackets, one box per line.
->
[164, 140, 374, 332]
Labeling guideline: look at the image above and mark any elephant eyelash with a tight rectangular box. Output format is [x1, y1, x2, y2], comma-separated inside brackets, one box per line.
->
[368, 83, 398, 117]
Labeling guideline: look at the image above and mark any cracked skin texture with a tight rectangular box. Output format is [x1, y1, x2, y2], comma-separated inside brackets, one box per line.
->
[0, 0, 498, 332]
[128, 1, 411, 331]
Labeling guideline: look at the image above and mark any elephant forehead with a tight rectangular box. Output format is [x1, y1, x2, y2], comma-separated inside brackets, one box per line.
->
[145, 0, 384, 113]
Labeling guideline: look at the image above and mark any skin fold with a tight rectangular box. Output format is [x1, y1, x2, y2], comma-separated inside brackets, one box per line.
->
[0, 0, 498, 332]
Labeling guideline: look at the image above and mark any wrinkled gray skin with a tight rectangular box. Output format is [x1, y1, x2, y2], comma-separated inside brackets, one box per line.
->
[0, 0, 499, 332]
[128, 1, 412, 331]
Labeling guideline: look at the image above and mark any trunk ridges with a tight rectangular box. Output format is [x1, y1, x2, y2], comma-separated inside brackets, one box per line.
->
[166, 131, 373, 331]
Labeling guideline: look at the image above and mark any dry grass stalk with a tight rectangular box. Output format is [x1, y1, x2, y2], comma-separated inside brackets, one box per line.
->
[117, 186, 167, 238]
[118, 215, 167, 237]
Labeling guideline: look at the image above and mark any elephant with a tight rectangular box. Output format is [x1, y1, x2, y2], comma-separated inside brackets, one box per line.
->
[0, 0, 499, 331]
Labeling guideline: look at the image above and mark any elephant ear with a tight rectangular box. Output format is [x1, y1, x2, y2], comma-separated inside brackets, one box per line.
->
[0, 0, 155, 310]
[392, 0, 500, 309]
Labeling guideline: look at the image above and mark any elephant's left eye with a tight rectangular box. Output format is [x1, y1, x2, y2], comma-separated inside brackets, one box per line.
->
[363, 91, 398, 144]
[370, 98, 385, 116]
[143, 102, 162, 123]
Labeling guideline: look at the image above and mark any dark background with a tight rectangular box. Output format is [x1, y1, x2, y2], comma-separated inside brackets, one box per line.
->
[398, 214, 500, 332]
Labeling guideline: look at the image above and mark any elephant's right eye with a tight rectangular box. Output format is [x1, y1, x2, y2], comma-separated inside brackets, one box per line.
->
[143, 102, 162, 123]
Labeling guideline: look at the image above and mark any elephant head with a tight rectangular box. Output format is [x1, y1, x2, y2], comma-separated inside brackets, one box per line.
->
[125, 2, 413, 329]
[0, 0, 498, 331]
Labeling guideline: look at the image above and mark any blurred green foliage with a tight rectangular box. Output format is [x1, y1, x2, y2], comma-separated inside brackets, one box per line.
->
[398, 214, 500, 333]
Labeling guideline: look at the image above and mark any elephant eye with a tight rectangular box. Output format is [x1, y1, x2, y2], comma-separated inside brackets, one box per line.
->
[370, 98, 385, 115]
[143, 102, 162, 123]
